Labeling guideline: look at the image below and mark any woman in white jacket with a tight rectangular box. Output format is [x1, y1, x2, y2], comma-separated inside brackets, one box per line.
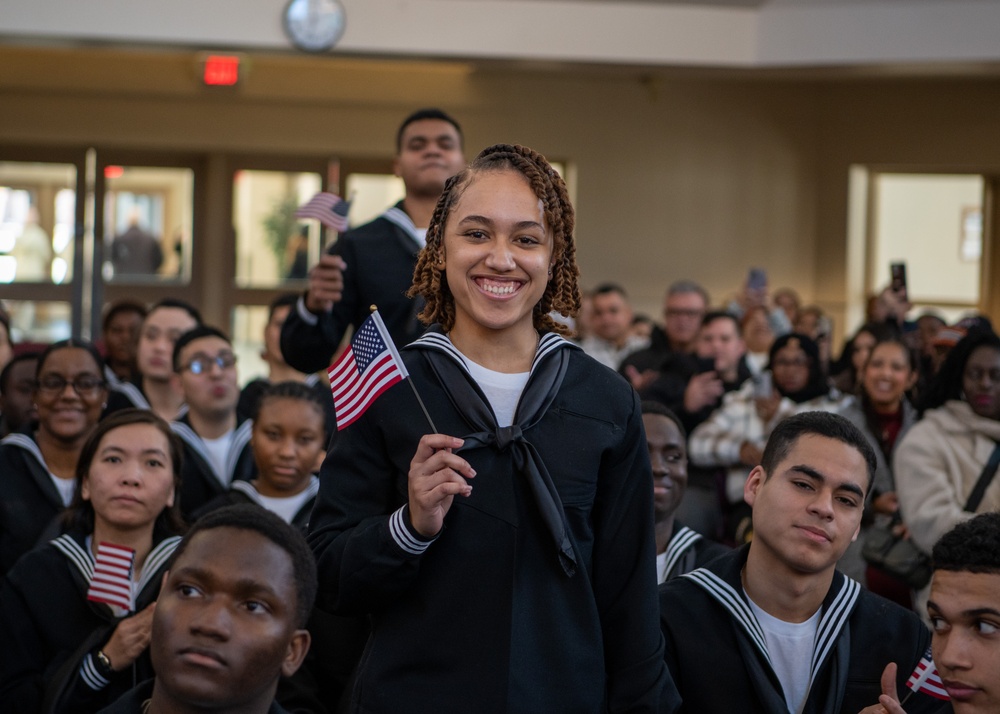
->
[895, 328, 1000, 617]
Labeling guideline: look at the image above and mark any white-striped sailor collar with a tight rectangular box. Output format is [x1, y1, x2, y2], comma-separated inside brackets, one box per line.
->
[170, 419, 253, 484]
[230, 475, 320, 508]
[382, 203, 423, 249]
[409, 329, 578, 379]
[683, 553, 861, 687]
[50, 532, 182, 598]
[662, 525, 702, 580]
[110, 381, 189, 419]
[1, 432, 57, 480]
[103, 365, 124, 389]
[304, 372, 323, 388]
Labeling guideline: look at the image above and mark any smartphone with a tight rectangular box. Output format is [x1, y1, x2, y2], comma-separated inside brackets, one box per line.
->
[695, 356, 716, 374]
[890, 262, 908, 300]
[747, 267, 767, 293]
[753, 371, 772, 398]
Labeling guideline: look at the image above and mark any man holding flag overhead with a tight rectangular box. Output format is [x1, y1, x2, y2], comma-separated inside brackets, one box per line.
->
[659, 411, 951, 714]
[281, 108, 466, 374]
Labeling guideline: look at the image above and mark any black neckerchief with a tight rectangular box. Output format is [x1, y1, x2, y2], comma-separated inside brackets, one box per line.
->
[407, 326, 580, 576]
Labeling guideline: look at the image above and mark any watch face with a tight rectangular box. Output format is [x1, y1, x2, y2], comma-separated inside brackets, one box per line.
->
[284, 0, 346, 53]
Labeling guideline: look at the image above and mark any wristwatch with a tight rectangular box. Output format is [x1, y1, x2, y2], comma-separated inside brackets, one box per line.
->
[94, 649, 114, 678]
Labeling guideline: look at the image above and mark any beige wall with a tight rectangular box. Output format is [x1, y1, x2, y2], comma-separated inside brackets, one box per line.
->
[2, 46, 1000, 338]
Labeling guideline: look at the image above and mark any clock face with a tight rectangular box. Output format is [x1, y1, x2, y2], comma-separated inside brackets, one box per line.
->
[283, 0, 347, 53]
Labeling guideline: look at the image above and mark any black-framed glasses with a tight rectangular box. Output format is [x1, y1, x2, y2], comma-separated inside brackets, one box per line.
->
[36, 375, 107, 397]
[181, 352, 238, 375]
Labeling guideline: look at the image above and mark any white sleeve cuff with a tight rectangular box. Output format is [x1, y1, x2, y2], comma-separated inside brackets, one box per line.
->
[296, 294, 320, 326]
[389, 506, 438, 555]
[80, 653, 110, 691]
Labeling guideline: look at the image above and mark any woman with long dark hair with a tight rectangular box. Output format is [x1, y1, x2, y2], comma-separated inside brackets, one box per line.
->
[0, 409, 184, 713]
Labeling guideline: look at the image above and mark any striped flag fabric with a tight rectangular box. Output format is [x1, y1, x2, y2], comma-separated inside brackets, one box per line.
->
[328, 310, 409, 430]
[295, 192, 351, 232]
[905, 646, 949, 700]
[87, 542, 136, 612]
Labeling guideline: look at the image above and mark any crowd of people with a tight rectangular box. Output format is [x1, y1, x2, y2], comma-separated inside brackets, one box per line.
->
[0, 108, 998, 714]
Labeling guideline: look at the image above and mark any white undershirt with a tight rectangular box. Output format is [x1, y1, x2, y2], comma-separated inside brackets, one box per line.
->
[201, 430, 235, 488]
[462, 359, 530, 428]
[746, 594, 822, 714]
[257, 488, 315, 524]
[50, 475, 76, 507]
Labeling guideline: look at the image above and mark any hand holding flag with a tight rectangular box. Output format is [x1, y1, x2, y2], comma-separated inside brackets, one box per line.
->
[295, 192, 352, 233]
[328, 310, 409, 430]
[902, 647, 949, 702]
[87, 542, 136, 612]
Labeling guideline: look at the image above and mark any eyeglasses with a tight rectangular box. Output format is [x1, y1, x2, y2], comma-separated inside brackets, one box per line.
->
[36, 375, 107, 397]
[181, 352, 238, 375]
[665, 309, 705, 319]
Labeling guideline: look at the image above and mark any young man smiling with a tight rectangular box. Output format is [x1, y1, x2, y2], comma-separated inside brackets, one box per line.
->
[659, 411, 950, 714]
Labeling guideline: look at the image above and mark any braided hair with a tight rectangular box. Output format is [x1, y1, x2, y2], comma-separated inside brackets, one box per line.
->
[407, 143, 581, 336]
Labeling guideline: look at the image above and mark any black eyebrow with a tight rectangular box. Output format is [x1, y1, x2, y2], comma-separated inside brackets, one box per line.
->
[789, 464, 865, 500]
[456, 215, 545, 232]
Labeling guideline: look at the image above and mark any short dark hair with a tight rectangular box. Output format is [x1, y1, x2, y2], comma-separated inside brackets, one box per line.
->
[147, 298, 202, 326]
[172, 325, 231, 372]
[932, 512, 1000, 575]
[701, 309, 740, 332]
[36, 338, 105, 381]
[760, 411, 877, 491]
[268, 293, 299, 323]
[640, 400, 687, 440]
[253, 380, 327, 432]
[64, 408, 186, 538]
[590, 283, 628, 299]
[0, 351, 40, 394]
[171, 505, 318, 627]
[102, 299, 147, 333]
[396, 108, 463, 153]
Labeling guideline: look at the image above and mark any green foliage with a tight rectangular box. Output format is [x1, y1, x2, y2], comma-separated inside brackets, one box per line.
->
[261, 194, 299, 272]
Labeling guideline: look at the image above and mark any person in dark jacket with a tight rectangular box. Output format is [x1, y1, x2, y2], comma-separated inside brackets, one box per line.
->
[309, 144, 674, 713]
[98, 505, 314, 714]
[659, 412, 949, 714]
[280, 109, 466, 373]
[0, 409, 184, 714]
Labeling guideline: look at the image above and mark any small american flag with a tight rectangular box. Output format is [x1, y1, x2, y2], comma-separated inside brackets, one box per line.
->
[905, 647, 949, 701]
[295, 192, 351, 232]
[328, 310, 409, 430]
[87, 542, 136, 612]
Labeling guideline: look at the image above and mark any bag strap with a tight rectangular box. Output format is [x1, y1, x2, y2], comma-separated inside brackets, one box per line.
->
[965, 441, 1000, 513]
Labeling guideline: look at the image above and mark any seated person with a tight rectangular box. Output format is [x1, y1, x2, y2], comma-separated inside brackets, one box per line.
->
[689, 333, 842, 541]
[0, 351, 39, 438]
[643, 401, 727, 583]
[579, 283, 649, 370]
[0, 340, 108, 578]
[660, 412, 950, 713]
[98, 504, 314, 714]
[0, 409, 184, 713]
[238, 293, 336, 442]
[862, 512, 1000, 714]
[170, 326, 255, 519]
[106, 299, 201, 421]
[100, 299, 146, 387]
[197, 381, 326, 530]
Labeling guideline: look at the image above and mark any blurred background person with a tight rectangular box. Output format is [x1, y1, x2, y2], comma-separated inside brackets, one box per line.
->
[100, 299, 146, 387]
[0, 339, 107, 578]
[0, 352, 39, 439]
[579, 283, 649, 370]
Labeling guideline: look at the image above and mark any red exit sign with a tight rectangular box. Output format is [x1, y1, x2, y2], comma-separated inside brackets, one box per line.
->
[202, 54, 241, 87]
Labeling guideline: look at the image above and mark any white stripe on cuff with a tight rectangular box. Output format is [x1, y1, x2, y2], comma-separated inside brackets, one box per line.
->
[296, 295, 320, 325]
[389, 506, 436, 555]
[80, 653, 110, 691]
